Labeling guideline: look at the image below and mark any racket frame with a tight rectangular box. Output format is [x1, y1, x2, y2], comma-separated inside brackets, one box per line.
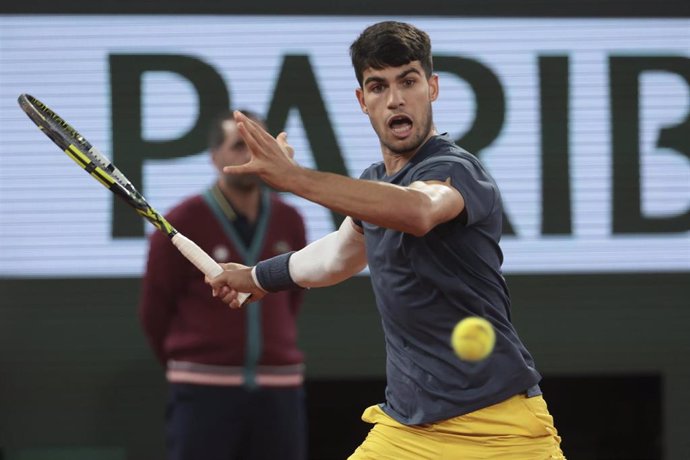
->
[18, 93, 249, 303]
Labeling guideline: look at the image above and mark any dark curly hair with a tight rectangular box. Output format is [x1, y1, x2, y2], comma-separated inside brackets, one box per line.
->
[349, 21, 433, 87]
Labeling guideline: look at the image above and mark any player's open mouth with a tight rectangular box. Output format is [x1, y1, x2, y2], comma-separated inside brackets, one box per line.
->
[387, 114, 413, 138]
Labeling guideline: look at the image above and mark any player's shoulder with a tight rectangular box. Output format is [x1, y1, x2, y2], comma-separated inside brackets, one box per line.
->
[426, 134, 476, 162]
[408, 136, 493, 186]
[412, 143, 477, 174]
[360, 161, 386, 180]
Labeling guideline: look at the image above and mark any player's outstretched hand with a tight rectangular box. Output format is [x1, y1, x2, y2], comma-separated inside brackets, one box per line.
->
[223, 111, 299, 191]
[206, 262, 267, 308]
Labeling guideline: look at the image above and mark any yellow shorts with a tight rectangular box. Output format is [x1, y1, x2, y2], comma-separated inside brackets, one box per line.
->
[348, 394, 565, 460]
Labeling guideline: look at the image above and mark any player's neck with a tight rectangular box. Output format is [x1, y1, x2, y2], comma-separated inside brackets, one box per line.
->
[382, 152, 414, 176]
[381, 129, 437, 176]
[218, 182, 261, 223]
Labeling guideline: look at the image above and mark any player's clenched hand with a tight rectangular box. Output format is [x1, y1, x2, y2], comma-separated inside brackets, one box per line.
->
[206, 262, 266, 308]
[223, 111, 299, 191]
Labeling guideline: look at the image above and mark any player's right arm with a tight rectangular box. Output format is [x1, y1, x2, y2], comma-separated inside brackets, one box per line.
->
[228, 112, 464, 237]
[209, 217, 367, 307]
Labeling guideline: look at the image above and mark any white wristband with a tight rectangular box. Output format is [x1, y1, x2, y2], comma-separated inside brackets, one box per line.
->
[250, 266, 269, 293]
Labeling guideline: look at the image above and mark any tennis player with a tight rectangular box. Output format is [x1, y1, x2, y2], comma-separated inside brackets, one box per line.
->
[209, 21, 565, 459]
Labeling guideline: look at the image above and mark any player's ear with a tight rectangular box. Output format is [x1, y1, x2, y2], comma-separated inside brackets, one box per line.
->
[428, 74, 439, 102]
[355, 88, 369, 114]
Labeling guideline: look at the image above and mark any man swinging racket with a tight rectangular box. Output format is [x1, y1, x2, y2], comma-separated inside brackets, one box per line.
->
[208, 21, 566, 460]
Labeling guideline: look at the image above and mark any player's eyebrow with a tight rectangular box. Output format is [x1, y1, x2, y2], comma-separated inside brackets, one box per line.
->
[363, 75, 385, 86]
[395, 67, 422, 81]
[363, 67, 422, 87]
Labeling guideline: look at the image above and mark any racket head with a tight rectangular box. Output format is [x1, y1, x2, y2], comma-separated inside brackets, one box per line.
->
[19, 94, 125, 187]
[17, 93, 176, 236]
[18, 94, 249, 305]
[19, 93, 92, 151]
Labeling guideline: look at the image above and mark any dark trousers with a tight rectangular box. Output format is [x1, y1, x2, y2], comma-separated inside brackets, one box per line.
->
[166, 383, 307, 460]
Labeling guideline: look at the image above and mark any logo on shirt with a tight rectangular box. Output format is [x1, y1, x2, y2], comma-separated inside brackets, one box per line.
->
[273, 240, 291, 255]
[212, 245, 231, 262]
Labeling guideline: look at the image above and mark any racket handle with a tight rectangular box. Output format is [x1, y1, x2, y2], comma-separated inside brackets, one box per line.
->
[171, 233, 251, 305]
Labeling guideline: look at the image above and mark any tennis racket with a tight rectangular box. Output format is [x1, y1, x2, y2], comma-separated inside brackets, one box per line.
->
[17, 93, 250, 305]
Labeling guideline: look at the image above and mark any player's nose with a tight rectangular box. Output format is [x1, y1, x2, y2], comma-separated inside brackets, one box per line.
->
[387, 87, 404, 109]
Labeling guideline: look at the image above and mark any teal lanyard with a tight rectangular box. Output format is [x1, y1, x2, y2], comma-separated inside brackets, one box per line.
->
[202, 186, 272, 389]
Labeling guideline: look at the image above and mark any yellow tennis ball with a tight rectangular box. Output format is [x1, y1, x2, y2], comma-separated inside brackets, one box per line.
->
[451, 317, 496, 362]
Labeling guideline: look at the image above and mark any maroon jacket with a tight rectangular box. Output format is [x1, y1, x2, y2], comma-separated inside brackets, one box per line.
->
[139, 188, 306, 371]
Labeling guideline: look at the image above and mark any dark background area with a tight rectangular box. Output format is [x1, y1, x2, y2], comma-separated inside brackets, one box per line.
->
[1, 1, 688, 459]
[1, 274, 686, 459]
[306, 375, 663, 460]
[0, 0, 688, 16]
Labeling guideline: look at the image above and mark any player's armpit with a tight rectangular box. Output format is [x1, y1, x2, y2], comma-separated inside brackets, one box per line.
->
[290, 217, 367, 288]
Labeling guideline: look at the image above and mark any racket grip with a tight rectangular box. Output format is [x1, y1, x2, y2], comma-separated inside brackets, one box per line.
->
[171, 233, 251, 305]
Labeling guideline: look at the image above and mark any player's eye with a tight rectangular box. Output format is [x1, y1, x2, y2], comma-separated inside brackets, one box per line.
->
[369, 84, 384, 94]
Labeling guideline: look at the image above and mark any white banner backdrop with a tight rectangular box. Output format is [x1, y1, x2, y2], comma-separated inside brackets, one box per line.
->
[0, 16, 688, 276]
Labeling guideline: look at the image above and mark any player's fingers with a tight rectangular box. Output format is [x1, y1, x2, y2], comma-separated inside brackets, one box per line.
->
[236, 121, 269, 159]
[208, 277, 218, 296]
[224, 262, 247, 270]
[223, 164, 254, 175]
[228, 298, 241, 309]
[220, 288, 238, 304]
[234, 113, 269, 145]
[235, 120, 258, 147]
[208, 274, 228, 290]
[233, 110, 252, 126]
[277, 132, 295, 159]
[234, 110, 259, 128]
[236, 111, 273, 142]
[237, 114, 280, 152]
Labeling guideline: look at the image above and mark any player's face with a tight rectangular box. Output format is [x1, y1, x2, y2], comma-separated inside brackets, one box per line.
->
[356, 61, 439, 157]
[212, 120, 261, 190]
